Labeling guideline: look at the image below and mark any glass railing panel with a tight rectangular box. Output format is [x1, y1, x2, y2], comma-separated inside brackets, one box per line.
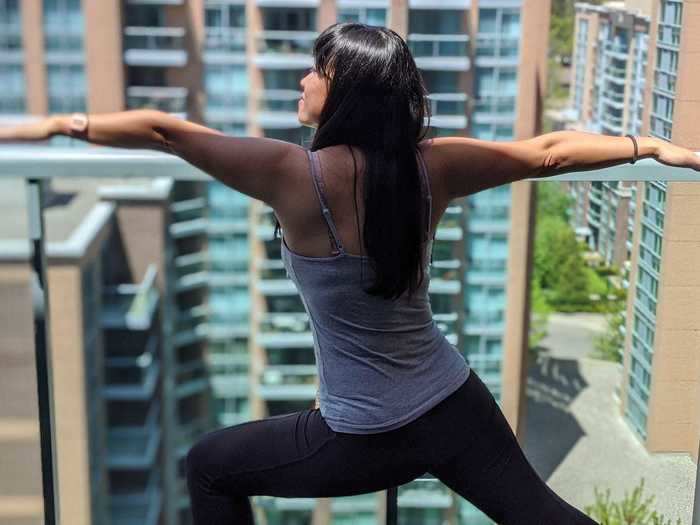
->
[1, 149, 699, 525]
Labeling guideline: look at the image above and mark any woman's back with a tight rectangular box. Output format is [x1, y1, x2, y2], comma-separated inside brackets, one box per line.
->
[273, 141, 451, 261]
[277, 146, 470, 434]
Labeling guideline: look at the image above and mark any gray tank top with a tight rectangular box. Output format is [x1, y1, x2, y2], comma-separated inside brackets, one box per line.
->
[279, 147, 470, 434]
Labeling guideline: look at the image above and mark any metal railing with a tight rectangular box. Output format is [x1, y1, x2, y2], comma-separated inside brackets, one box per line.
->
[1, 145, 700, 525]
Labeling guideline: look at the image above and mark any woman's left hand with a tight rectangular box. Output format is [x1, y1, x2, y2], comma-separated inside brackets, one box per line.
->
[0, 116, 57, 143]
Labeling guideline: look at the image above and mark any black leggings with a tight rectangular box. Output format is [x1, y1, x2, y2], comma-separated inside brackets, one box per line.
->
[185, 369, 598, 524]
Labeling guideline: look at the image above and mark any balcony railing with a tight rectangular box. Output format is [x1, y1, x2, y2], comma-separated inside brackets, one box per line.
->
[2, 145, 700, 525]
[123, 26, 187, 67]
[102, 263, 160, 330]
[126, 85, 188, 116]
[407, 34, 470, 71]
[254, 30, 316, 68]
[204, 26, 247, 53]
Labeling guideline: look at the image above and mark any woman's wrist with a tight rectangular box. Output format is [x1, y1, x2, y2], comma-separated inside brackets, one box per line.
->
[635, 136, 662, 161]
[48, 114, 71, 138]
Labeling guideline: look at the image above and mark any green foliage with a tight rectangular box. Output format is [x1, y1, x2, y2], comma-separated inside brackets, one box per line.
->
[536, 181, 574, 222]
[584, 478, 683, 525]
[549, 0, 605, 58]
[529, 277, 551, 354]
[591, 301, 626, 363]
[532, 182, 624, 313]
[533, 215, 579, 290]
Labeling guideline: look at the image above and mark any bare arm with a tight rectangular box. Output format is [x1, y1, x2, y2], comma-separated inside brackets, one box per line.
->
[433, 131, 700, 200]
[47, 109, 303, 207]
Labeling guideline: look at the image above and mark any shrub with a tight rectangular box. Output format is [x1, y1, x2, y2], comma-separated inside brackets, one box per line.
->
[584, 478, 682, 525]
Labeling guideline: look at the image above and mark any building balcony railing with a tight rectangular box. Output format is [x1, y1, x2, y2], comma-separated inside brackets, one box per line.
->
[102, 263, 160, 330]
[427, 93, 468, 129]
[3, 146, 700, 525]
[256, 89, 303, 128]
[204, 26, 247, 53]
[110, 467, 163, 525]
[205, 93, 248, 123]
[254, 30, 317, 68]
[107, 423, 161, 469]
[258, 364, 318, 400]
[176, 417, 210, 457]
[604, 41, 629, 58]
[123, 26, 188, 67]
[407, 34, 470, 71]
[126, 85, 188, 116]
[127, 0, 184, 4]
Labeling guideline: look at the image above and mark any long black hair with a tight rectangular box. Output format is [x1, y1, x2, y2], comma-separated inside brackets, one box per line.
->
[274, 22, 432, 301]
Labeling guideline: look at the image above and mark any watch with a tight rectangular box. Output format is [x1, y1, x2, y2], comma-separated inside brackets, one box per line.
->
[69, 112, 89, 137]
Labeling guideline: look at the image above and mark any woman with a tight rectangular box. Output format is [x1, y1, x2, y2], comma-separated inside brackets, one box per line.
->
[3, 22, 699, 525]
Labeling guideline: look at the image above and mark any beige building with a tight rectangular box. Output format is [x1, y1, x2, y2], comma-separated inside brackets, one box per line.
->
[618, 0, 700, 463]
[0, 0, 551, 523]
[0, 176, 176, 525]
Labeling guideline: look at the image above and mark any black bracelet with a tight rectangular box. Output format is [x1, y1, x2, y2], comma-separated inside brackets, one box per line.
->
[626, 134, 639, 164]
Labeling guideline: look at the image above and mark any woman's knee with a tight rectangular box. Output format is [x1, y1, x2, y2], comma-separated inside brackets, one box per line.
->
[185, 433, 224, 487]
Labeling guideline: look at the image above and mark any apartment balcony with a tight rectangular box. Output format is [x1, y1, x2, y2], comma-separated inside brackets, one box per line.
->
[600, 113, 624, 134]
[256, 89, 303, 128]
[204, 26, 247, 54]
[110, 468, 163, 525]
[407, 34, 470, 71]
[257, 492, 377, 512]
[102, 264, 160, 330]
[258, 312, 314, 348]
[5, 147, 700, 525]
[258, 364, 317, 400]
[426, 93, 468, 129]
[474, 35, 520, 67]
[123, 26, 188, 67]
[604, 41, 629, 59]
[126, 85, 188, 117]
[175, 360, 209, 398]
[107, 423, 161, 469]
[257, 268, 298, 295]
[428, 260, 461, 295]
[254, 30, 316, 68]
[103, 360, 161, 401]
[211, 372, 250, 398]
[434, 215, 463, 241]
[205, 93, 248, 123]
[600, 89, 625, 109]
[433, 312, 459, 345]
[397, 477, 453, 508]
[176, 417, 210, 457]
[127, 0, 184, 4]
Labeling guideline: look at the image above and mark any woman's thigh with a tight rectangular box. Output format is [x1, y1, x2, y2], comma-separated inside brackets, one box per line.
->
[425, 370, 597, 524]
[185, 407, 430, 500]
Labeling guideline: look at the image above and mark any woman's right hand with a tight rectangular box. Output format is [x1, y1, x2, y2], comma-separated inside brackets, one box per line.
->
[655, 138, 700, 172]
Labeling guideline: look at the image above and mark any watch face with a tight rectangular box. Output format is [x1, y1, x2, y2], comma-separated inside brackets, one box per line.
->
[71, 114, 88, 132]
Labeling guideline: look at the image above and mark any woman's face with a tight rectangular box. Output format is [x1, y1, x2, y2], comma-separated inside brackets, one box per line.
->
[298, 66, 328, 128]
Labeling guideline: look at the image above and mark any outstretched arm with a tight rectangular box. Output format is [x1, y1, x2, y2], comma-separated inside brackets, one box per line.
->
[432, 131, 700, 200]
[45, 109, 303, 207]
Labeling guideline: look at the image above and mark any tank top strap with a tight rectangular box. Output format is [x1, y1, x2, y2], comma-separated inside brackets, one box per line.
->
[416, 147, 434, 240]
[306, 149, 345, 254]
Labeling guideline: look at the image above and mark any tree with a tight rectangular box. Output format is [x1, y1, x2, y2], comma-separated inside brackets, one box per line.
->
[591, 302, 626, 362]
[552, 250, 590, 310]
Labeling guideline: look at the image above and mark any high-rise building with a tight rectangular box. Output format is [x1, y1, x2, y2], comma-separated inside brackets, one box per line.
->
[0, 0, 551, 523]
[620, 0, 700, 463]
[0, 176, 174, 525]
[565, 1, 650, 266]
[563, 0, 699, 464]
